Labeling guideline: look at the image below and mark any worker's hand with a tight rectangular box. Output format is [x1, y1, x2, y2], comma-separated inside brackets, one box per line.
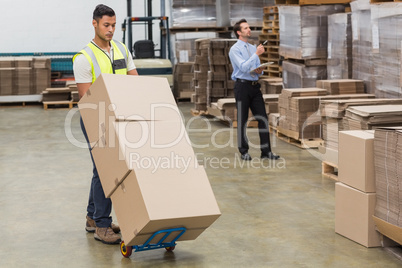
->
[254, 67, 264, 74]
[256, 44, 265, 56]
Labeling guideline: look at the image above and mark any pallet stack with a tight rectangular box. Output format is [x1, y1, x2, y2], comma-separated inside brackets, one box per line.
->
[259, 6, 281, 78]
[278, 4, 346, 88]
[207, 40, 228, 106]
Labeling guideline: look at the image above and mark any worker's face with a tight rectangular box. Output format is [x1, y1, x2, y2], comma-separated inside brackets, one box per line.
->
[238, 22, 251, 39]
[93, 15, 116, 42]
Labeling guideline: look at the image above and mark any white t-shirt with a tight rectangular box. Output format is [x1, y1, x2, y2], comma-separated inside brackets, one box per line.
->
[73, 41, 136, 83]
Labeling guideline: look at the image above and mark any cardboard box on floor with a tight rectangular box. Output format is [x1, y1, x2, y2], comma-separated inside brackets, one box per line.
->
[78, 73, 221, 247]
[335, 182, 381, 247]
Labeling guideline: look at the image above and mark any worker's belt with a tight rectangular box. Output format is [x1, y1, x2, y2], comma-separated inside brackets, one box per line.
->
[236, 79, 259, 86]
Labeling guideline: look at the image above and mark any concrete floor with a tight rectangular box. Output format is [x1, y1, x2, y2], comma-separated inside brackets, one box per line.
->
[0, 102, 401, 267]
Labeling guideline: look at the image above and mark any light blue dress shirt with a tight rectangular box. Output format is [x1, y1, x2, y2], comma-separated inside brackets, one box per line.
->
[229, 39, 262, 81]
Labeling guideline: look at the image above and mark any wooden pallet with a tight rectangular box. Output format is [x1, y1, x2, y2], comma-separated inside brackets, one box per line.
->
[276, 129, 322, 149]
[43, 100, 73, 110]
[191, 108, 209, 116]
[322, 161, 338, 181]
[286, 57, 327, 66]
[264, 6, 279, 14]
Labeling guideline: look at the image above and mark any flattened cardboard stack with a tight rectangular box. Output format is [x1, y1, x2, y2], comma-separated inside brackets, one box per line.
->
[193, 38, 236, 112]
[209, 94, 279, 123]
[344, 105, 402, 130]
[320, 98, 402, 153]
[259, 77, 283, 94]
[78, 74, 221, 246]
[278, 5, 345, 88]
[327, 13, 352, 80]
[316, 79, 364, 95]
[42, 87, 72, 102]
[207, 40, 229, 105]
[0, 57, 51, 96]
[373, 127, 402, 245]
[0, 58, 14, 96]
[193, 39, 210, 111]
[278, 88, 327, 139]
[173, 62, 194, 99]
[336, 130, 381, 247]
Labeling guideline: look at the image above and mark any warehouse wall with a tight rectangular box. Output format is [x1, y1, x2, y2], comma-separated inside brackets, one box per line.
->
[1, 0, 165, 53]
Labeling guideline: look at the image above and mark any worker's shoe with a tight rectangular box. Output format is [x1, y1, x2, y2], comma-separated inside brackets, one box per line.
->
[240, 153, 252, 161]
[261, 152, 280, 160]
[94, 227, 121, 245]
[86, 216, 120, 234]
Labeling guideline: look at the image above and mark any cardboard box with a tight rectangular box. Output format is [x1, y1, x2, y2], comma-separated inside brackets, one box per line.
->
[338, 130, 375, 193]
[111, 165, 221, 246]
[335, 182, 381, 247]
[78, 74, 180, 145]
[92, 120, 197, 197]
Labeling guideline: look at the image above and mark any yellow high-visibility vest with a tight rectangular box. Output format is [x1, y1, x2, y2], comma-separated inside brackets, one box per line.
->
[73, 40, 129, 83]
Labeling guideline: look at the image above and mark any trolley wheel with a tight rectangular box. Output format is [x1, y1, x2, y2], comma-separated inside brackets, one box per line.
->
[165, 246, 175, 251]
[120, 241, 132, 258]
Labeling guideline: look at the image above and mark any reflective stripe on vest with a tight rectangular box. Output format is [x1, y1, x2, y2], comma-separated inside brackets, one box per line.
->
[73, 40, 129, 83]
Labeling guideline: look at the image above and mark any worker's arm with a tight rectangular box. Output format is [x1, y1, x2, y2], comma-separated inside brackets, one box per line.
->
[77, 83, 92, 99]
[127, 69, 138, 75]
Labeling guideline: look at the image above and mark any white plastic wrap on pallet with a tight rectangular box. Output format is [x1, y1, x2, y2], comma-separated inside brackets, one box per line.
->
[278, 5, 345, 60]
[370, 3, 402, 98]
[327, 13, 352, 80]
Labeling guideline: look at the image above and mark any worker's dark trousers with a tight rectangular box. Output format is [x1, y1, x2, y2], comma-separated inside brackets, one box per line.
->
[80, 117, 112, 228]
[234, 81, 272, 155]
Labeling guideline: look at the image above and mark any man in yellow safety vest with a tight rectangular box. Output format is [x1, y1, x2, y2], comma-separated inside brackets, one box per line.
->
[73, 4, 138, 245]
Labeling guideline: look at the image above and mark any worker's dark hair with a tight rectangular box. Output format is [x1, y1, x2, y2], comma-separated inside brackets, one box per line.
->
[233, 19, 247, 39]
[93, 4, 115, 21]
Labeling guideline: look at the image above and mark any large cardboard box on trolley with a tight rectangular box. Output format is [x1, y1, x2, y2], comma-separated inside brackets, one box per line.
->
[78, 74, 181, 146]
[78, 73, 221, 247]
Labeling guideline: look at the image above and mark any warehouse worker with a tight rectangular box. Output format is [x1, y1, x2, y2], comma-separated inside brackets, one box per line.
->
[73, 4, 138, 245]
[229, 19, 279, 161]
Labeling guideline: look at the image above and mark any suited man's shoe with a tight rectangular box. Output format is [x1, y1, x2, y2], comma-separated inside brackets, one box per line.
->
[241, 153, 252, 161]
[261, 152, 280, 160]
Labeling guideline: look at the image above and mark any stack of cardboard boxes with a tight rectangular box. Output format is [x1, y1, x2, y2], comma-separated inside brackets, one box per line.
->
[173, 62, 194, 100]
[278, 88, 327, 140]
[0, 57, 51, 96]
[192, 38, 236, 112]
[207, 40, 228, 105]
[193, 39, 210, 111]
[78, 74, 221, 246]
[335, 130, 381, 247]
